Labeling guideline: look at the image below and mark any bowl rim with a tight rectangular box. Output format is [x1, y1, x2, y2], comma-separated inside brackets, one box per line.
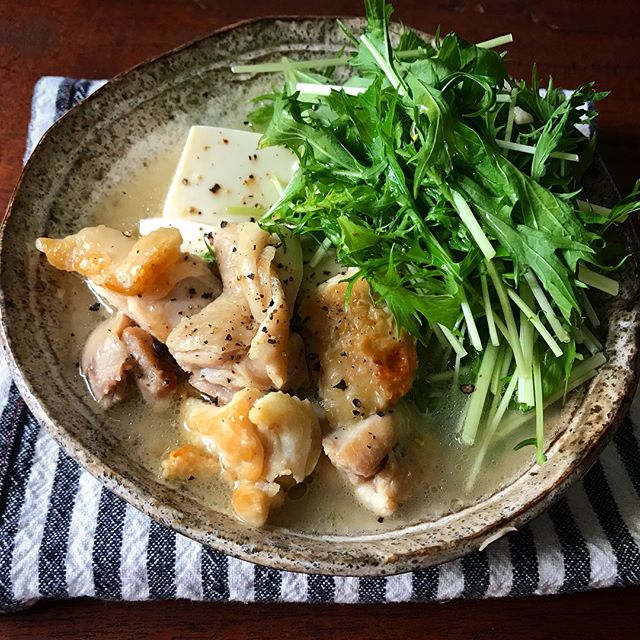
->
[1, 16, 639, 577]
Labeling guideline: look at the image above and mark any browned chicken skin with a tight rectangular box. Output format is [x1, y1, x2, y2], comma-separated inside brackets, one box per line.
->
[300, 275, 418, 516]
[37, 225, 222, 342]
[164, 388, 321, 526]
[300, 276, 417, 425]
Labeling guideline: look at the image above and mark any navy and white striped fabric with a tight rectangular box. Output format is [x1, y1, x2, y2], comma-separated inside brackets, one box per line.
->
[1, 76, 640, 611]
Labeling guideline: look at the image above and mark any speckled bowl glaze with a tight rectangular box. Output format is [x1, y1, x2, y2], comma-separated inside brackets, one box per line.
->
[1, 18, 639, 576]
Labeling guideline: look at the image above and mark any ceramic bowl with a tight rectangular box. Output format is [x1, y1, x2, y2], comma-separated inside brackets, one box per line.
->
[1, 17, 639, 576]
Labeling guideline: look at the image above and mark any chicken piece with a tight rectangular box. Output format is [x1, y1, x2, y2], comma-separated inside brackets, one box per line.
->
[322, 413, 395, 479]
[36, 224, 222, 342]
[167, 222, 303, 403]
[162, 444, 219, 480]
[231, 481, 284, 528]
[121, 326, 178, 402]
[184, 388, 266, 482]
[165, 388, 321, 526]
[299, 276, 417, 426]
[37, 226, 183, 296]
[249, 392, 322, 483]
[300, 278, 418, 517]
[92, 254, 221, 342]
[352, 451, 414, 517]
[81, 313, 132, 407]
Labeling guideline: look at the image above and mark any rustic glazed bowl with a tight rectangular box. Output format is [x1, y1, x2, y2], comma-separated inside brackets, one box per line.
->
[1, 17, 639, 576]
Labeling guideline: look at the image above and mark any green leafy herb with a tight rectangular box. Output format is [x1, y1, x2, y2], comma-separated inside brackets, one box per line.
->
[234, 0, 640, 470]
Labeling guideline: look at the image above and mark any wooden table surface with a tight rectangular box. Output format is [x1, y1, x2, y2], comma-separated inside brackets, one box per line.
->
[1, 0, 639, 637]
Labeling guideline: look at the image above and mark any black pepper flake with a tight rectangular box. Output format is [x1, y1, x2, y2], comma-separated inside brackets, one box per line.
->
[88, 302, 100, 312]
[353, 410, 361, 416]
[220, 220, 228, 228]
[377, 411, 385, 417]
[188, 288, 197, 295]
[352, 398, 361, 407]
[340, 351, 348, 357]
[460, 384, 475, 394]
[246, 273, 255, 280]
[210, 183, 221, 194]
[261, 327, 268, 333]
[225, 334, 232, 341]
[333, 379, 348, 391]
[201, 292, 213, 299]
[267, 338, 277, 344]
[377, 517, 384, 523]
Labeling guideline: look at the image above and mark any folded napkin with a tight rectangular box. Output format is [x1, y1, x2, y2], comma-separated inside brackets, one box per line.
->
[1, 77, 640, 612]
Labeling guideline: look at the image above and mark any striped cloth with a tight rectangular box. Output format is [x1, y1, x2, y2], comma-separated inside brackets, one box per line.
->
[1, 77, 640, 611]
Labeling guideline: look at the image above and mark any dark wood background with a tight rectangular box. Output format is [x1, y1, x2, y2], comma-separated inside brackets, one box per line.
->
[1, 0, 639, 637]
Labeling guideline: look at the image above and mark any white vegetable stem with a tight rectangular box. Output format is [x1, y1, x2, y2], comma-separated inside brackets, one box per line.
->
[309, 238, 332, 268]
[461, 291, 483, 351]
[476, 33, 514, 49]
[452, 191, 496, 260]
[486, 261, 527, 378]
[359, 34, 406, 97]
[502, 89, 517, 157]
[499, 352, 606, 436]
[465, 371, 518, 491]
[581, 290, 601, 328]
[517, 296, 535, 407]
[495, 139, 580, 162]
[524, 271, 571, 342]
[532, 348, 547, 465]
[230, 56, 350, 74]
[461, 343, 500, 445]
[578, 263, 619, 296]
[507, 288, 564, 357]
[438, 324, 468, 359]
[295, 82, 366, 97]
[481, 274, 500, 347]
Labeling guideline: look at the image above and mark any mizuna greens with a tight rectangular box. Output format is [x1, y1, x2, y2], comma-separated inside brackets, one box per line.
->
[231, 0, 640, 470]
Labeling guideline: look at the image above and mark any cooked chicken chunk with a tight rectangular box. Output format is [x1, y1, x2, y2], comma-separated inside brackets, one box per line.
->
[300, 276, 417, 426]
[37, 226, 183, 296]
[352, 451, 414, 517]
[121, 326, 178, 402]
[36, 225, 222, 342]
[323, 413, 395, 480]
[167, 222, 304, 403]
[81, 312, 180, 407]
[93, 255, 221, 342]
[164, 388, 321, 526]
[301, 276, 418, 516]
[162, 444, 219, 480]
[249, 392, 322, 484]
[81, 313, 132, 407]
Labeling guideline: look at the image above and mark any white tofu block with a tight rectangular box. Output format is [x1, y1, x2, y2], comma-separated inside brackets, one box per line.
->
[162, 126, 297, 225]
